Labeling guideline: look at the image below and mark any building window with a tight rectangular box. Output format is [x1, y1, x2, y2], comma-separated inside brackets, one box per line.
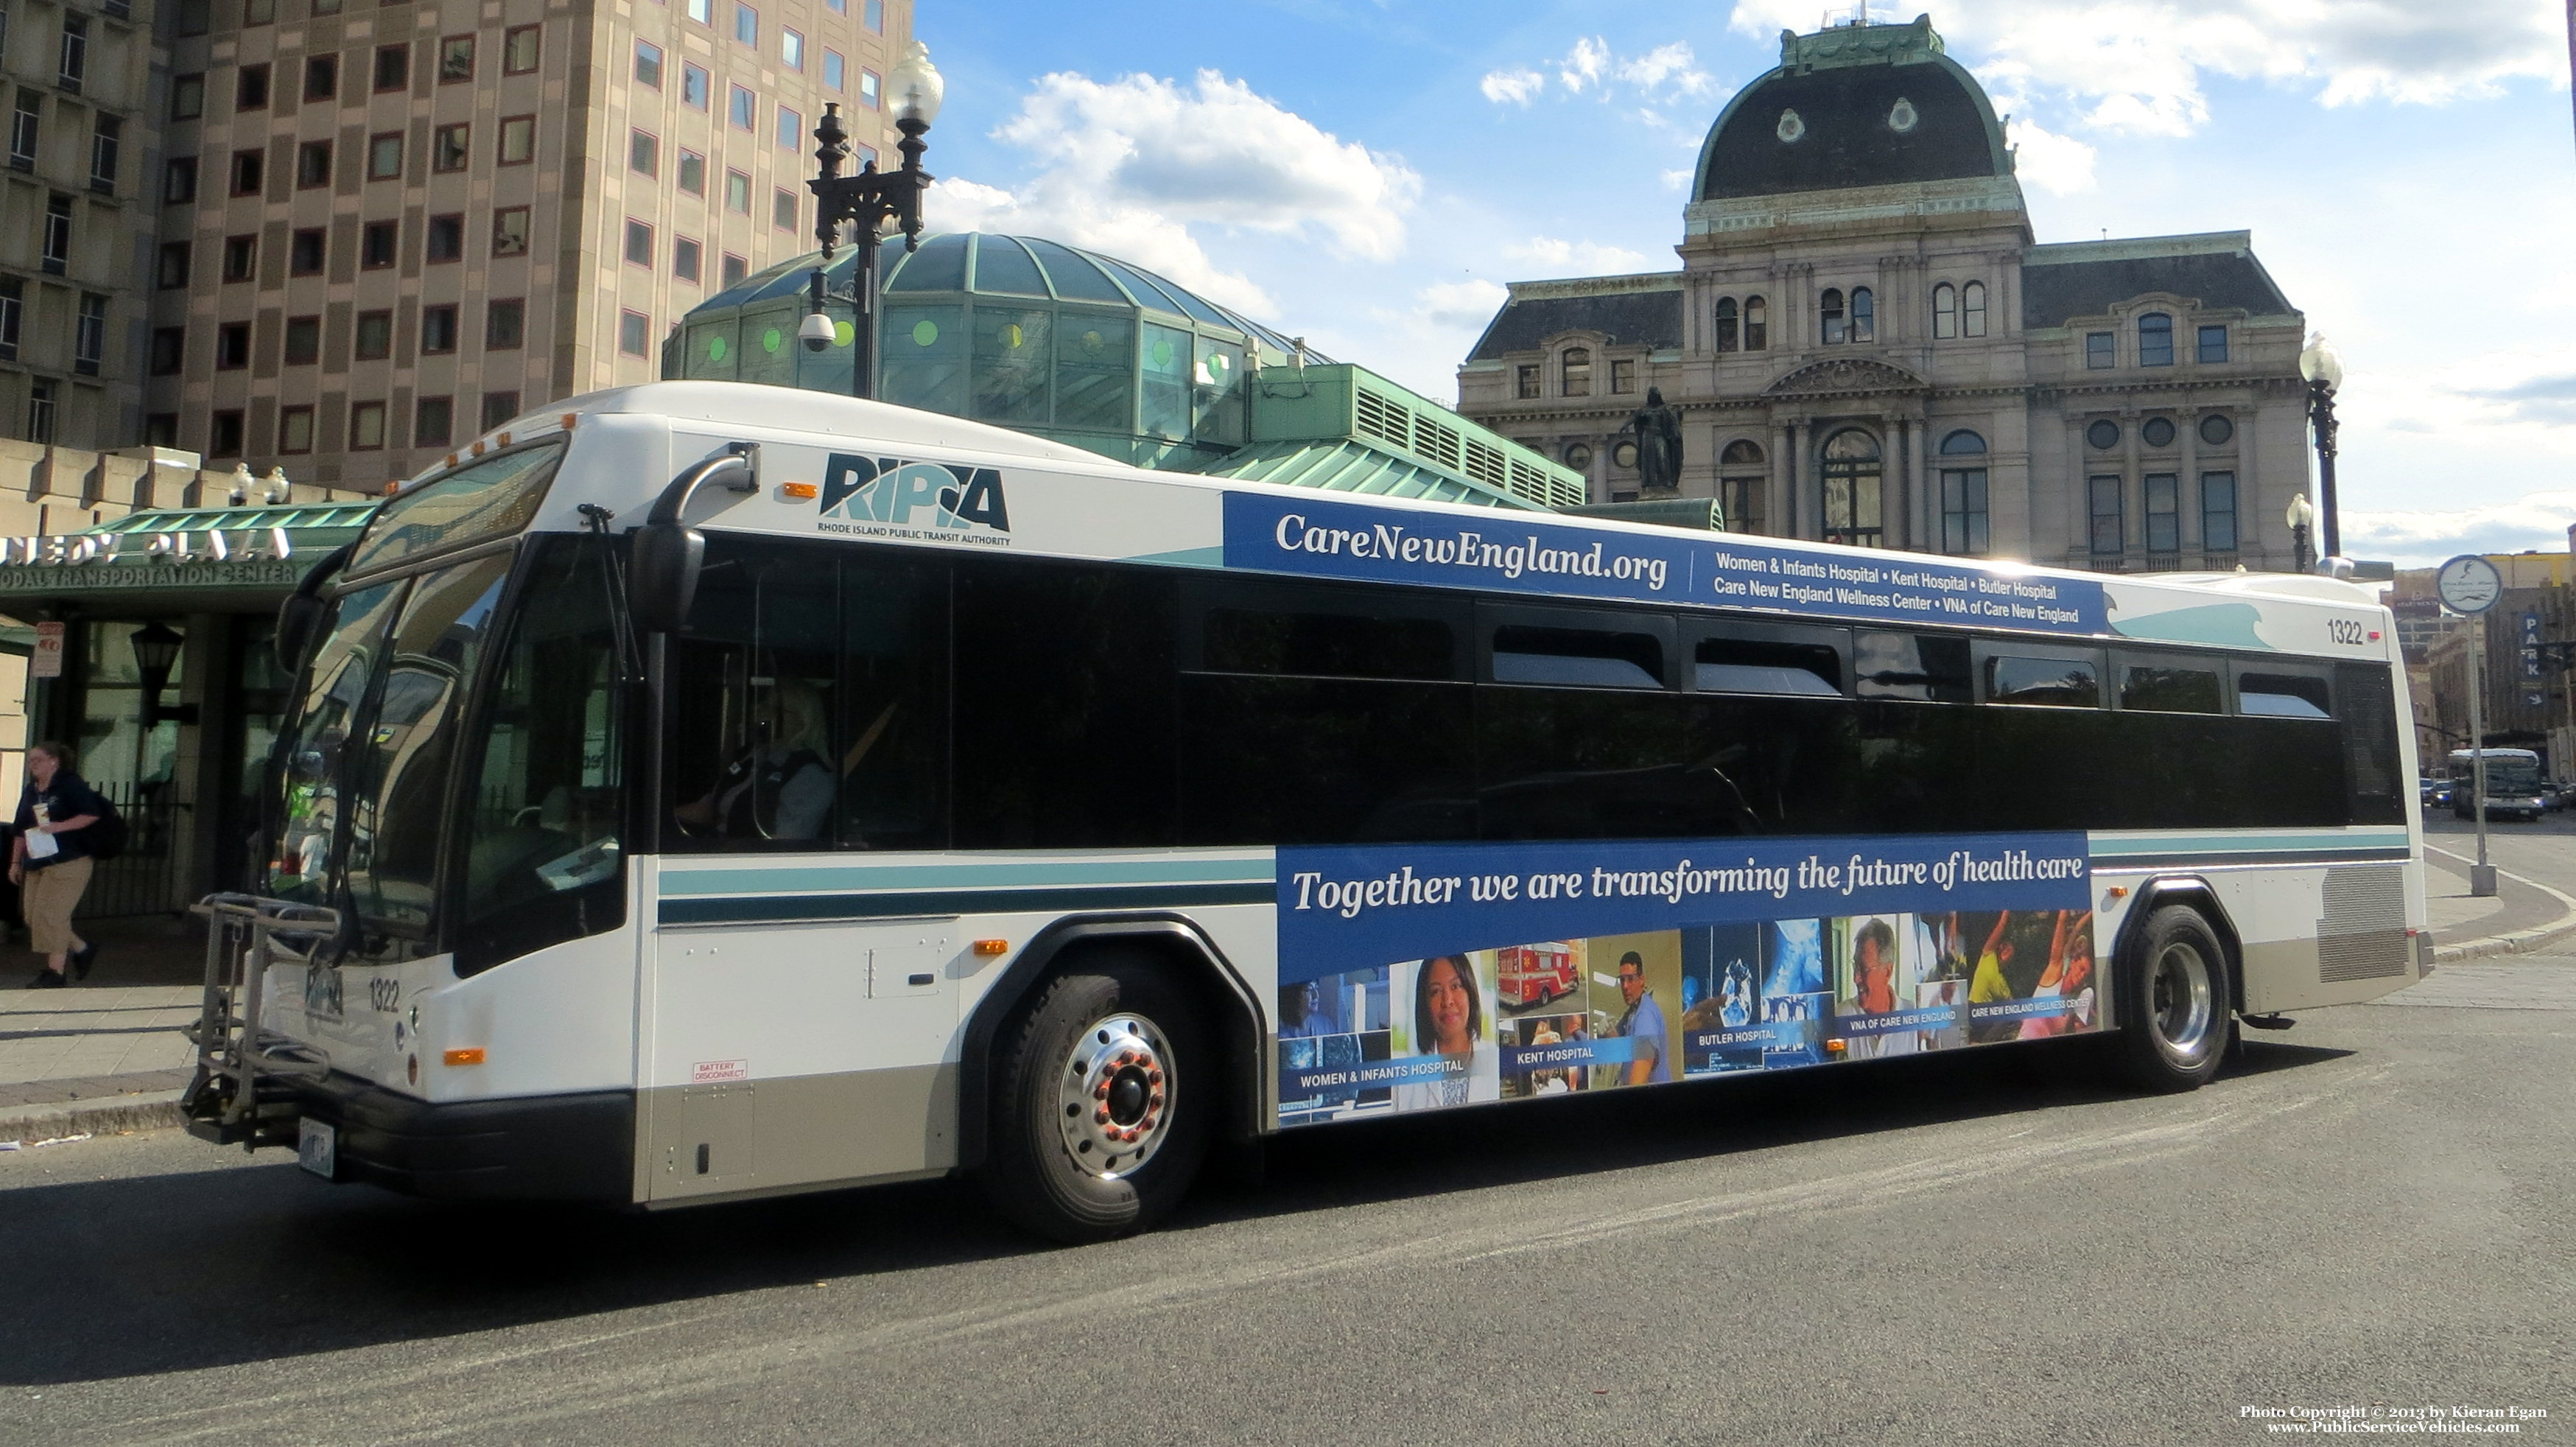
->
[1560, 346, 1590, 397]
[349, 401, 387, 450]
[74, 293, 105, 376]
[304, 55, 338, 101]
[57, 13, 86, 91]
[678, 148, 706, 195]
[497, 115, 535, 165]
[244, 0, 273, 24]
[674, 236, 701, 283]
[2137, 312, 2174, 367]
[504, 24, 541, 73]
[1848, 286, 1874, 343]
[208, 409, 243, 457]
[231, 149, 264, 195]
[421, 303, 458, 353]
[2085, 418, 2120, 451]
[2197, 323, 2228, 364]
[2144, 473, 2180, 554]
[620, 309, 650, 357]
[1515, 365, 1540, 399]
[1743, 295, 1767, 350]
[374, 43, 410, 93]
[779, 27, 801, 70]
[21, 382, 50, 443]
[353, 309, 391, 360]
[367, 131, 403, 179]
[492, 206, 530, 256]
[2198, 413, 2234, 447]
[164, 157, 197, 203]
[41, 192, 69, 272]
[149, 326, 184, 375]
[630, 128, 658, 176]
[432, 123, 469, 171]
[1820, 428, 1883, 547]
[2085, 331, 2113, 368]
[730, 84, 755, 130]
[145, 414, 179, 445]
[295, 139, 331, 189]
[860, 69, 880, 108]
[214, 321, 250, 369]
[0, 280, 19, 361]
[290, 228, 324, 274]
[772, 188, 796, 231]
[777, 105, 800, 150]
[625, 218, 654, 266]
[2200, 472, 2239, 553]
[170, 74, 204, 120]
[1819, 287, 1845, 344]
[724, 169, 750, 212]
[1962, 280, 1987, 337]
[277, 405, 315, 454]
[682, 63, 709, 108]
[635, 39, 662, 88]
[1718, 439, 1766, 536]
[88, 114, 119, 191]
[362, 219, 398, 268]
[415, 396, 454, 447]
[864, 0, 882, 31]
[1937, 430, 1987, 556]
[1563, 441, 1593, 471]
[2141, 416, 2176, 449]
[2088, 475, 2123, 556]
[480, 390, 520, 431]
[686, 0, 711, 19]
[8, 91, 36, 172]
[824, 49, 844, 92]
[721, 253, 747, 287]
[156, 241, 191, 288]
[222, 234, 256, 282]
[1713, 297, 1738, 351]
[283, 315, 320, 365]
[438, 33, 475, 83]
[1933, 283, 1956, 339]
[424, 213, 463, 263]
[733, 2, 756, 45]
[1608, 358, 1635, 395]
[224, 62, 258, 111]
[486, 298, 524, 349]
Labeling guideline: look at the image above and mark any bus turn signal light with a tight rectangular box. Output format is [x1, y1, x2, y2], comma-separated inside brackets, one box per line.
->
[1824, 1038, 1847, 1055]
[974, 939, 1009, 956]
[782, 482, 818, 500]
[443, 1048, 486, 1067]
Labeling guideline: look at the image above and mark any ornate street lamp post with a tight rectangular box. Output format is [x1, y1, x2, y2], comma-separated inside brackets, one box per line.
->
[2298, 332, 2345, 560]
[799, 42, 944, 399]
[2285, 492, 2314, 575]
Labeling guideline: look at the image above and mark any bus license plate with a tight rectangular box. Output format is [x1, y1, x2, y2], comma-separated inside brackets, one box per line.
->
[297, 1118, 337, 1180]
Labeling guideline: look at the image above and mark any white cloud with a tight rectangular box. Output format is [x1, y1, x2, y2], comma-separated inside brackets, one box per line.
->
[1505, 237, 1656, 274]
[2346, 494, 2576, 567]
[2004, 116, 2096, 195]
[1559, 37, 1611, 94]
[1618, 42, 1710, 95]
[924, 176, 1277, 317]
[1412, 279, 1511, 331]
[1481, 68, 1544, 105]
[1481, 37, 1713, 107]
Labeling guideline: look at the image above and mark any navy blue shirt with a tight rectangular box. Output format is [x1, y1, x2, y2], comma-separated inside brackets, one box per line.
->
[15, 771, 108, 870]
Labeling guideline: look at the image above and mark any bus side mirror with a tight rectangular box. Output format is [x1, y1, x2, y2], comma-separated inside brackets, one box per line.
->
[629, 523, 704, 634]
[274, 541, 355, 672]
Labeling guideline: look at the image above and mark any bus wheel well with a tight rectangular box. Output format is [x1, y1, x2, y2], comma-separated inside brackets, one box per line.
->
[2114, 880, 2247, 1016]
[955, 917, 1266, 1172]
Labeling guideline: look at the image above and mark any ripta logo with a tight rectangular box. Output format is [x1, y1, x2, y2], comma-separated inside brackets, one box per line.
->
[818, 453, 1011, 533]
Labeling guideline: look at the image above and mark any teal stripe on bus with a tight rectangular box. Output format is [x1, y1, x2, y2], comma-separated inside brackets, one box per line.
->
[2088, 830, 2410, 858]
[659, 855, 1277, 898]
[659, 880, 1275, 925]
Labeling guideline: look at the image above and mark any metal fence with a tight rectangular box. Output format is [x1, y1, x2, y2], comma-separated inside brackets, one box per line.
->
[74, 782, 191, 919]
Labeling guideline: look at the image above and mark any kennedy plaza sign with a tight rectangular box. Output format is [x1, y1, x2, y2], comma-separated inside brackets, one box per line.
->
[0, 525, 306, 597]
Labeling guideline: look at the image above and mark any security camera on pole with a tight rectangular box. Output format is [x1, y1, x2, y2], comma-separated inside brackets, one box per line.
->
[2438, 553, 2505, 897]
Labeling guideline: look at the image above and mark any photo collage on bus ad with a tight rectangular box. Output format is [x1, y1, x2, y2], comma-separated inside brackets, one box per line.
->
[1274, 835, 2098, 1127]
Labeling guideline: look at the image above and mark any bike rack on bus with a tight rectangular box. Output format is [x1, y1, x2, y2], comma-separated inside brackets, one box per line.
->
[179, 893, 342, 1149]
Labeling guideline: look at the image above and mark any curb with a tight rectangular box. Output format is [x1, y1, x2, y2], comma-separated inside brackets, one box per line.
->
[0, 1089, 186, 1146]
[2426, 844, 2576, 963]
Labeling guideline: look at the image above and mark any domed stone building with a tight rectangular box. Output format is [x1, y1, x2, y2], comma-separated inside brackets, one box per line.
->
[1457, 13, 2312, 570]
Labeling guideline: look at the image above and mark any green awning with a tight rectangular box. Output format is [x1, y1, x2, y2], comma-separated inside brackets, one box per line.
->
[0, 500, 382, 614]
[1177, 438, 1537, 510]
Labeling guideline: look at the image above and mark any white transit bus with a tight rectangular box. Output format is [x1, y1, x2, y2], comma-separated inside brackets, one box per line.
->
[2447, 748, 2548, 822]
[184, 382, 2430, 1242]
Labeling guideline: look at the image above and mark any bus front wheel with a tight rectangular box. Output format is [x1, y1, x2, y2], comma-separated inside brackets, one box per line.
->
[2110, 905, 2233, 1093]
[978, 958, 1212, 1244]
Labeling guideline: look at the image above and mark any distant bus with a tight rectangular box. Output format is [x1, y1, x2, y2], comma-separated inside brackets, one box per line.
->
[2449, 748, 2547, 822]
[183, 382, 2433, 1244]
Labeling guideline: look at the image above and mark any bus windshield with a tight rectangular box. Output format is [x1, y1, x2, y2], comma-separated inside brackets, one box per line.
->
[2476, 758, 2542, 795]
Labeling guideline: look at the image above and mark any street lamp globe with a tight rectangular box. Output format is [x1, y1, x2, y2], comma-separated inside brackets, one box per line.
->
[2298, 332, 2345, 390]
[2285, 494, 2314, 531]
[887, 41, 944, 127]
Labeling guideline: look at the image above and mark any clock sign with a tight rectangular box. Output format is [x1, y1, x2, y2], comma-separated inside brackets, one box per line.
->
[2435, 555, 2504, 616]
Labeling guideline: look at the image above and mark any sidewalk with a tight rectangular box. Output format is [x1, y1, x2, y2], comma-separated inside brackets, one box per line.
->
[2421, 841, 2576, 960]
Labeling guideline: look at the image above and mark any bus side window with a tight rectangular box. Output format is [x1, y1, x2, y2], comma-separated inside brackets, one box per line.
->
[1487, 621, 1670, 690]
[1853, 632, 1971, 703]
[665, 539, 844, 850]
[1478, 606, 1688, 840]
[838, 558, 949, 851]
[2237, 670, 2331, 718]
[2337, 663, 2404, 824]
[1982, 653, 2102, 708]
[2117, 661, 2222, 713]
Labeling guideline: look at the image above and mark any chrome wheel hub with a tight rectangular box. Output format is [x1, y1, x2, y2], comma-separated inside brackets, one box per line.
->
[1056, 1014, 1172, 1180]
[2149, 942, 2217, 1066]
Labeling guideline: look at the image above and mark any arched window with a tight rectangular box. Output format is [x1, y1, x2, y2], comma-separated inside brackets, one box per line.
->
[1962, 280, 1987, 337]
[1720, 439, 1765, 465]
[1819, 288, 1845, 345]
[1743, 295, 1768, 350]
[1560, 346, 1591, 397]
[1713, 297, 1738, 353]
[2137, 312, 2173, 367]
[1849, 286, 1875, 342]
[1937, 430, 1987, 554]
[1719, 439, 1766, 534]
[1820, 428, 1882, 547]
[1933, 284, 1957, 340]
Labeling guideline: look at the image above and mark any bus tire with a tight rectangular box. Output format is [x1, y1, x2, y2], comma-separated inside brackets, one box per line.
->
[977, 958, 1212, 1245]
[2111, 905, 2233, 1093]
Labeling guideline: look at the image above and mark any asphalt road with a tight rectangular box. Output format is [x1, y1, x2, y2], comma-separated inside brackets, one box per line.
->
[4, 972, 2572, 1447]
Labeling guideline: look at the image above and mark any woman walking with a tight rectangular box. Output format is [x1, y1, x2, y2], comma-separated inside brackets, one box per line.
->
[11, 742, 105, 989]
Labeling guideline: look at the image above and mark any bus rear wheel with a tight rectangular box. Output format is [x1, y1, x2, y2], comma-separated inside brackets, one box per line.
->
[978, 958, 1212, 1244]
[2110, 905, 2233, 1093]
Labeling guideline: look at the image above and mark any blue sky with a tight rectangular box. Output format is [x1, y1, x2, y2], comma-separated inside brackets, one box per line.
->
[915, 0, 2570, 565]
